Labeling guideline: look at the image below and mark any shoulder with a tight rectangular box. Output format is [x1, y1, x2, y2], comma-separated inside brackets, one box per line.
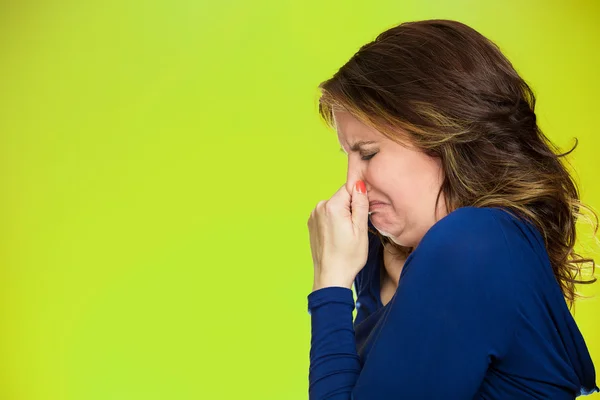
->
[404, 207, 524, 283]
[389, 208, 536, 360]
[418, 206, 512, 253]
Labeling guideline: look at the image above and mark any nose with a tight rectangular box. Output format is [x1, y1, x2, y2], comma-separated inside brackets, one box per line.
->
[346, 157, 365, 195]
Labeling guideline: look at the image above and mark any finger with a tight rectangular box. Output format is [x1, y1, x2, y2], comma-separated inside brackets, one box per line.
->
[327, 183, 352, 210]
[351, 180, 370, 230]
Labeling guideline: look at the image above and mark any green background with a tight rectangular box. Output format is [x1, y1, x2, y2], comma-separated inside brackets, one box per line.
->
[0, 0, 598, 399]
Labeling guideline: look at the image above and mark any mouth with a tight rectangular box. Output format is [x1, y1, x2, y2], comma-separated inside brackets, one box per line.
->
[369, 202, 386, 215]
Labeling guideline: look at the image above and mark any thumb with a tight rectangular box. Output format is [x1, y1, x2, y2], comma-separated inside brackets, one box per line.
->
[351, 180, 369, 230]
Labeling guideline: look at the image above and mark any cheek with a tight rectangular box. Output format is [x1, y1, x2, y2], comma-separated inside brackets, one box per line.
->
[363, 161, 386, 186]
[391, 166, 437, 203]
[406, 165, 444, 208]
[369, 155, 438, 200]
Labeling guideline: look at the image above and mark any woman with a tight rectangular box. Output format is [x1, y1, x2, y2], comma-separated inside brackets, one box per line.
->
[306, 19, 599, 399]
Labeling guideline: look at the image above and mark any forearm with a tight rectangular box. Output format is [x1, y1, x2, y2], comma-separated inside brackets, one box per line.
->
[308, 286, 361, 399]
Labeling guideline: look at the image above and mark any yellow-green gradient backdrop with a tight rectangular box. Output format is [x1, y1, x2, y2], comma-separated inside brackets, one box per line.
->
[1, 1, 598, 399]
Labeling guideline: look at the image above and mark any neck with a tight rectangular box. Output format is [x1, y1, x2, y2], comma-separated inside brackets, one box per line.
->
[382, 244, 409, 286]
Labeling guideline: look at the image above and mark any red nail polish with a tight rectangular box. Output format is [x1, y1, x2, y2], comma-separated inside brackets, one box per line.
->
[356, 180, 366, 194]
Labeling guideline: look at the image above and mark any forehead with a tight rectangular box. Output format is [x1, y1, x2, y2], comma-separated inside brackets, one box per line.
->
[333, 109, 416, 151]
[333, 110, 381, 144]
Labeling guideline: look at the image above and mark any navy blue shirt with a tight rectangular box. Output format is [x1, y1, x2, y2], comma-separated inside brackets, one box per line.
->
[307, 207, 598, 399]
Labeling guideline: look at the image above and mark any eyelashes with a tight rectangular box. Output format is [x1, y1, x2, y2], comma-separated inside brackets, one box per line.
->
[361, 153, 377, 161]
[338, 149, 378, 161]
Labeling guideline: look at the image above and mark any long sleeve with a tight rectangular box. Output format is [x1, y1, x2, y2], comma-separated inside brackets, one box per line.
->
[307, 207, 528, 399]
[308, 286, 360, 398]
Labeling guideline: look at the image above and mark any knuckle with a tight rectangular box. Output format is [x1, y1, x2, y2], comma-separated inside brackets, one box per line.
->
[324, 201, 336, 213]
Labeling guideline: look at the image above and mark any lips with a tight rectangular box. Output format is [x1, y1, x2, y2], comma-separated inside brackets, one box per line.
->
[369, 202, 387, 214]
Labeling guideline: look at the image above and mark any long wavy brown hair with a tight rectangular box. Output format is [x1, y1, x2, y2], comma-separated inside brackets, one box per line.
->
[317, 19, 598, 307]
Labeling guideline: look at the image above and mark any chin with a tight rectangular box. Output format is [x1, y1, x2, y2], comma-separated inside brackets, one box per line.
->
[371, 221, 400, 243]
[370, 218, 414, 247]
[384, 234, 407, 247]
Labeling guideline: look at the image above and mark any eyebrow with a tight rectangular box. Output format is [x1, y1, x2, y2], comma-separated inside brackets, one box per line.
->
[340, 140, 377, 154]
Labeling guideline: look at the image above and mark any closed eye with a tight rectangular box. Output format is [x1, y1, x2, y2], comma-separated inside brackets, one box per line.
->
[361, 153, 376, 161]
[339, 148, 377, 161]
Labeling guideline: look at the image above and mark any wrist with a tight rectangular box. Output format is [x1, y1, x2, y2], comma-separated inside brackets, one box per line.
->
[312, 278, 353, 292]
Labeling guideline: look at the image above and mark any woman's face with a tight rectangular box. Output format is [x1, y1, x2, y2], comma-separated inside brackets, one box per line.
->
[334, 110, 448, 248]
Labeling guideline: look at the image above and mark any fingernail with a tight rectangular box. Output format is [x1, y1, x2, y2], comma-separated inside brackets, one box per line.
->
[355, 180, 366, 194]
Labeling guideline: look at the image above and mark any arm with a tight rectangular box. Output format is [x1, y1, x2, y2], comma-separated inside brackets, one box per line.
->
[308, 208, 519, 399]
